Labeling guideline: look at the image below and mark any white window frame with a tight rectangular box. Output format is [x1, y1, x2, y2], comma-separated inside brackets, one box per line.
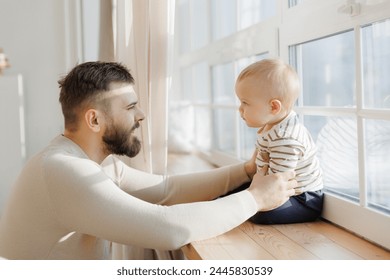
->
[174, 0, 390, 250]
[279, 0, 390, 250]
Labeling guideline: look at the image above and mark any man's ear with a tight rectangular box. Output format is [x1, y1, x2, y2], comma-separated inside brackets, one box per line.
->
[84, 109, 102, 132]
[270, 99, 282, 115]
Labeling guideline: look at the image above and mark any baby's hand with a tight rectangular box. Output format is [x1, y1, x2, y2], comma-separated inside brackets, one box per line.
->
[260, 151, 270, 163]
[244, 149, 257, 179]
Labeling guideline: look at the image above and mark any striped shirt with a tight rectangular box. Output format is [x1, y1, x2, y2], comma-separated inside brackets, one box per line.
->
[256, 111, 323, 194]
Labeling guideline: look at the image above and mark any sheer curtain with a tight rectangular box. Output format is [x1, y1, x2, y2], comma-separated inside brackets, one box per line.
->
[99, 0, 178, 259]
[99, 0, 174, 175]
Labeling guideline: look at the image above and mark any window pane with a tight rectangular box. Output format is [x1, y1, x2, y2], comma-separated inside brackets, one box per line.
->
[180, 66, 192, 100]
[288, 0, 302, 8]
[315, 116, 359, 201]
[365, 119, 390, 213]
[178, 0, 191, 54]
[238, 0, 276, 30]
[191, 0, 209, 49]
[195, 107, 211, 150]
[239, 123, 257, 160]
[211, 0, 236, 41]
[212, 62, 236, 104]
[292, 31, 355, 107]
[213, 109, 236, 155]
[302, 115, 328, 142]
[362, 19, 390, 109]
[193, 62, 210, 103]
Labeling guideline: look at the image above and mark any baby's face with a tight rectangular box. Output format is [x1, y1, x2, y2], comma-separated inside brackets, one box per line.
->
[235, 78, 275, 128]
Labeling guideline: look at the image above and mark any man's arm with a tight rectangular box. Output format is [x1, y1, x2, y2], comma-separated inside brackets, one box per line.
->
[118, 159, 251, 205]
[44, 155, 294, 251]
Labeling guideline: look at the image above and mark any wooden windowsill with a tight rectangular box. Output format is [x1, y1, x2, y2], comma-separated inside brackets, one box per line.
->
[167, 153, 390, 260]
[181, 219, 390, 260]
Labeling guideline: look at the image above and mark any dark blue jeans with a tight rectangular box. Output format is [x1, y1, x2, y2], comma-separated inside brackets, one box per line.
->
[223, 182, 324, 225]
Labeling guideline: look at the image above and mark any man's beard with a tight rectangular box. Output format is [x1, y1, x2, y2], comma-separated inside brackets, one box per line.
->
[102, 121, 142, 158]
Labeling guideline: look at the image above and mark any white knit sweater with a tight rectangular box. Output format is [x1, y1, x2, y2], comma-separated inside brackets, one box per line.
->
[0, 135, 257, 259]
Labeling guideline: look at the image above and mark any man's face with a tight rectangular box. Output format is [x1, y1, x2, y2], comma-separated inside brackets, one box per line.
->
[101, 82, 145, 158]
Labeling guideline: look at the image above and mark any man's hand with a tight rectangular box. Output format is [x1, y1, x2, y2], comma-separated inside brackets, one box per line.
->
[247, 166, 297, 211]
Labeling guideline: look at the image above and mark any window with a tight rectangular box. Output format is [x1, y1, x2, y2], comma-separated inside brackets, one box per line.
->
[362, 19, 390, 212]
[173, 0, 390, 249]
[290, 31, 359, 202]
[362, 19, 390, 109]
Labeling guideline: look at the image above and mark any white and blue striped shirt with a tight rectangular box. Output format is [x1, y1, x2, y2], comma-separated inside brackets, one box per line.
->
[256, 111, 323, 194]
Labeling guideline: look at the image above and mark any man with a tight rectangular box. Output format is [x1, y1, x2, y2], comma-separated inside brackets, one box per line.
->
[0, 62, 296, 259]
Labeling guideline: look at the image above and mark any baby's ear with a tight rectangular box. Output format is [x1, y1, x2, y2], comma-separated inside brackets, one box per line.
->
[270, 99, 282, 115]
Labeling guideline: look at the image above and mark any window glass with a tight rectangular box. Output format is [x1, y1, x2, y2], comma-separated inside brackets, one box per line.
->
[365, 119, 390, 213]
[362, 19, 390, 109]
[178, 0, 191, 54]
[315, 116, 359, 201]
[239, 124, 257, 160]
[193, 62, 210, 103]
[301, 115, 328, 142]
[238, 0, 276, 30]
[180, 66, 192, 101]
[191, 0, 209, 50]
[211, 0, 275, 41]
[288, 0, 302, 8]
[194, 107, 211, 150]
[292, 31, 356, 107]
[212, 62, 236, 105]
[211, 0, 236, 41]
[213, 109, 236, 155]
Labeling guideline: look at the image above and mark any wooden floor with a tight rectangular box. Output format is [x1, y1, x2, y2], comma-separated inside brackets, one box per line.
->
[167, 153, 390, 260]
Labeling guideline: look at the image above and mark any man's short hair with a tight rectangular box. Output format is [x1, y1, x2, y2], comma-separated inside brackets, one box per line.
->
[58, 61, 134, 131]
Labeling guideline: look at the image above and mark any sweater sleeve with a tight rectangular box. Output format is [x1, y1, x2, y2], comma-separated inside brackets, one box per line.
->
[113, 156, 251, 205]
[44, 155, 257, 251]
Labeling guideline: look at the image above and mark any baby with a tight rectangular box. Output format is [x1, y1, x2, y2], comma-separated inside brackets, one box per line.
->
[235, 58, 324, 224]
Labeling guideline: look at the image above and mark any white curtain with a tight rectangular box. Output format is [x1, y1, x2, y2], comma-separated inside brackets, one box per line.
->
[99, 0, 174, 175]
[99, 0, 179, 259]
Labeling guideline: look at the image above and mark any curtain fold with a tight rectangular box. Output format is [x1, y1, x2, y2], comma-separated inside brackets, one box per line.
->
[99, 0, 177, 259]
[98, 0, 115, 62]
[115, 0, 173, 176]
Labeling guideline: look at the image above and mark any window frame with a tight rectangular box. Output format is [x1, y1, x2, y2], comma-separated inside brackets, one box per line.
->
[279, 0, 390, 249]
[174, 0, 390, 249]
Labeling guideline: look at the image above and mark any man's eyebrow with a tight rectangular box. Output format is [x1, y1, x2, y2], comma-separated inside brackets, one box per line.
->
[125, 101, 138, 109]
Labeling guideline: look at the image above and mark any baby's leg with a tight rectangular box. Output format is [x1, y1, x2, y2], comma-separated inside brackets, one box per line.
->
[249, 190, 324, 224]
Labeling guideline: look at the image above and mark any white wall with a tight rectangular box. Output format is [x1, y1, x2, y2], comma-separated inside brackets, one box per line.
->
[0, 0, 71, 158]
[0, 0, 81, 213]
[0, 76, 25, 214]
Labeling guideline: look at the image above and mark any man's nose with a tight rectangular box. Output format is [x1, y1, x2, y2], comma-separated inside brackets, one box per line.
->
[136, 107, 145, 122]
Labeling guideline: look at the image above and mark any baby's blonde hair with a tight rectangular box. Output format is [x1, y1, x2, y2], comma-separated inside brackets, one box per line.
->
[237, 58, 300, 111]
